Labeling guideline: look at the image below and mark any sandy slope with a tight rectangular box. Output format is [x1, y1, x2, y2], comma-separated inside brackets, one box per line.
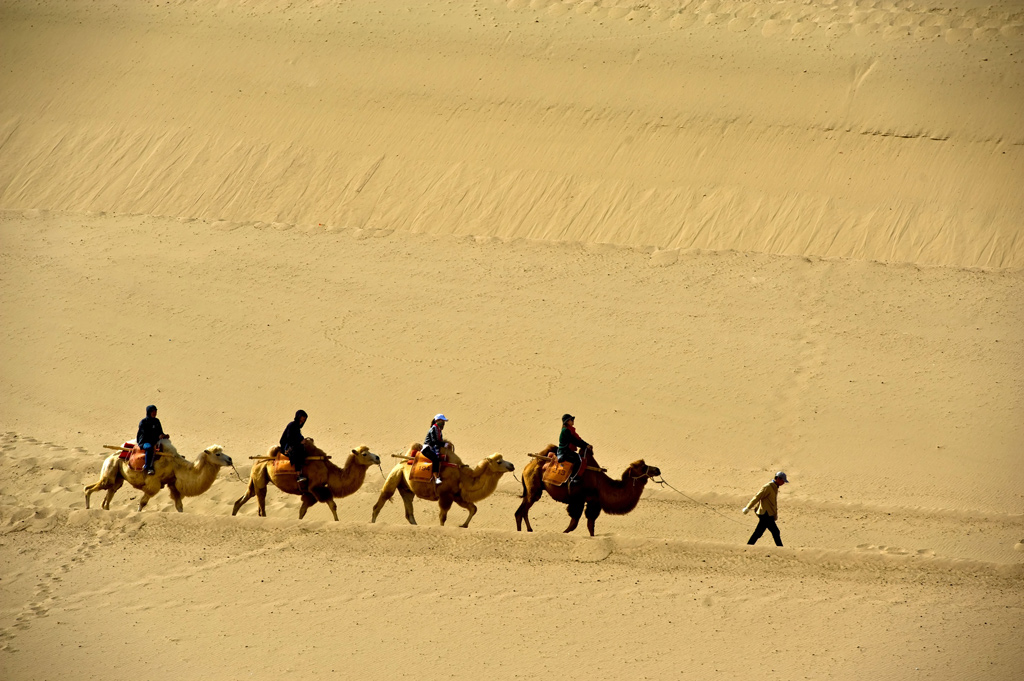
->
[1, 0, 1022, 266]
[1, 1, 1023, 680]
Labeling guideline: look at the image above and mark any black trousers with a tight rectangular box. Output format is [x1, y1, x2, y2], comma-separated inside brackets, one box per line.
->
[556, 450, 582, 477]
[748, 514, 783, 546]
[421, 446, 442, 474]
[285, 444, 306, 471]
[142, 442, 158, 470]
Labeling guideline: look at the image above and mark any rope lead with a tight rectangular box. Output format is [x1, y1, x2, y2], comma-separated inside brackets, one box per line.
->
[653, 476, 746, 526]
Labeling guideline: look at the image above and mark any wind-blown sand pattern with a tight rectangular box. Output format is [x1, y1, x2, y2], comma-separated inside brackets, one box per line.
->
[0, 1, 1021, 679]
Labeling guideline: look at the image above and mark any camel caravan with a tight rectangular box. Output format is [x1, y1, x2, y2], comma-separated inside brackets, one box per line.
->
[83, 408, 663, 534]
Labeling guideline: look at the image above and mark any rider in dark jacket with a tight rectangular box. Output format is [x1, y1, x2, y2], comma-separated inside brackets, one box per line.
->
[280, 410, 309, 486]
[556, 413, 590, 482]
[137, 405, 165, 475]
[421, 414, 448, 485]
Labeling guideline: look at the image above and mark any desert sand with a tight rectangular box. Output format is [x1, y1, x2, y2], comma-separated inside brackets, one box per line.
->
[0, 1, 1022, 679]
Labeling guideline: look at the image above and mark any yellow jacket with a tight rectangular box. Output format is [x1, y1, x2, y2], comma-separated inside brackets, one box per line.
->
[746, 481, 780, 517]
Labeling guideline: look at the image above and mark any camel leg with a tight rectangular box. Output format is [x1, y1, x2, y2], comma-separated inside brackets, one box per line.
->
[325, 497, 339, 521]
[256, 484, 269, 517]
[455, 498, 478, 529]
[298, 492, 319, 519]
[83, 481, 100, 510]
[584, 500, 602, 537]
[371, 467, 404, 522]
[564, 497, 585, 534]
[85, 456, 123, 510]
[101, 478, 124, 511]
[398, 485, 417, 525]
[232, 479, 257, 516]
[168, 486, 184, 513]
[137, 492, 155, 512]
[514, 475, 543, 532]
[438, 496, 454, 526]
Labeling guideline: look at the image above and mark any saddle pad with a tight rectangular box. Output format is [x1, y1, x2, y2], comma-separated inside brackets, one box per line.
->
[272, 453, 299, 476]
[126, 445, 147, 471]
[542, 459, 572, 486]
[407, 453, 436, 482]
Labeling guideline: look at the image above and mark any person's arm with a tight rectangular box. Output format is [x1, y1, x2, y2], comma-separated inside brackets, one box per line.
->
[743, 484, 769, 514]
[137, 419, 145, 444]
[426, 425, 443, 451]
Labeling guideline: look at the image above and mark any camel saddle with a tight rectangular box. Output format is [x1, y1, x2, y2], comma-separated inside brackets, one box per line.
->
[541, 457, 574, 486]
[405, 451, 456, 482]
[120, 442, 165, 471]
[270, 449, 328, 476]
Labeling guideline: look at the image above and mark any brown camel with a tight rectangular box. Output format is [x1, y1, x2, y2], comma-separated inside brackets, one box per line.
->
[514, 444, 660, 536]
[84, 440, 233, 512]
[370, 443, 515, 527]
[231, 442, 380, 520]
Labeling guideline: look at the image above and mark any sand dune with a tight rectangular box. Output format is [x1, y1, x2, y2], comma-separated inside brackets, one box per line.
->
[2, 0, 1022, 266]
[1, 1, 1022, 679]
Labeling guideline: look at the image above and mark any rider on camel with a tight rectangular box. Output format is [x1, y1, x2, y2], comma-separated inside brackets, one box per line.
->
[137, 404, 166, 475]
[421, 414, 449, 485]
[556, 413, 590, 484]
[280, 410, 309, 490]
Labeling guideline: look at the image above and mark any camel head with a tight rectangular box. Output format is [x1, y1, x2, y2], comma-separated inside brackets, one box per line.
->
[350, 445, 381, 467]
[484, 452, 515, 474]
[626, 459, 659, 480]
[201, 445, 233, 467]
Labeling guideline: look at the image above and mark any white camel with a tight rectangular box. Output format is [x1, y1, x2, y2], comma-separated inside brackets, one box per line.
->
[84, 440, 233, 512]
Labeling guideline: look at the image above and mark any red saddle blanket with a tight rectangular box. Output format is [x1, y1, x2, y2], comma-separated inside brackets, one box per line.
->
[119, 443, 150, 471]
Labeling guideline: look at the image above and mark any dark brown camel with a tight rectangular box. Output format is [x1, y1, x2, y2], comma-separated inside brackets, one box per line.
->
[514, 445, 660, 536]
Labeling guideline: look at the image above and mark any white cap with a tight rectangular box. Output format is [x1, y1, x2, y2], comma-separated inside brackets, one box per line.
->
[433, 414, 448, 421]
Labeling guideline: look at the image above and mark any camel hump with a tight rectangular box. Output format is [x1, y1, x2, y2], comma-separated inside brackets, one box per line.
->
[537, 444, 557, 458]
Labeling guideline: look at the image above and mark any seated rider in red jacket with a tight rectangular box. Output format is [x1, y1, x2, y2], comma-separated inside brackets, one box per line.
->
[556, 413, 590, 483]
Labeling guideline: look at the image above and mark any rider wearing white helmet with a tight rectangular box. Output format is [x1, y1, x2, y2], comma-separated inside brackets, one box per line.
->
[421, 414, 449, 485]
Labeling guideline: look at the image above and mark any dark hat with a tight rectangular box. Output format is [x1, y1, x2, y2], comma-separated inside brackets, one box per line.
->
[561, 413, 575, 422]
[295, 409, 308, 420]
[146, 405, 157, 414]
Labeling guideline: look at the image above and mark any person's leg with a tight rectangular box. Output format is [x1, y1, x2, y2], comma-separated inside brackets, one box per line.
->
[142, 442, 155, 473]
[566, 451, 582, 483]
[423, 447, 442, 484]
[747, 514, 769, 545]
[287, 446, 308, 488]
[766, 516, 783, 546]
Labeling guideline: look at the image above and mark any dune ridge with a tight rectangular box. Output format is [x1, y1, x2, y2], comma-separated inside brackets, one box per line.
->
[2, 0, 1022, 267]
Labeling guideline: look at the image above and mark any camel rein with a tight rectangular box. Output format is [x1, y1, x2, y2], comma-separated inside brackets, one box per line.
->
[650, 475, 746, 526]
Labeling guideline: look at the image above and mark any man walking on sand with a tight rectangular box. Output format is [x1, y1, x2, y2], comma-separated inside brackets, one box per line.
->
[743, 471, 788, 546]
